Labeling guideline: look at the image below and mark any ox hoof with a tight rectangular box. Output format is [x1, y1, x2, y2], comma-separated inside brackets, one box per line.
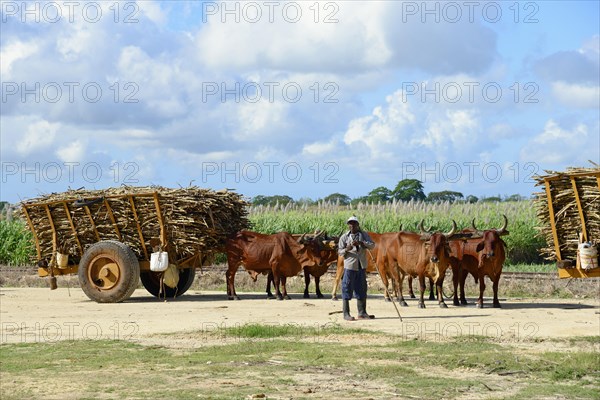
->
[277, 295, 284, 301]
[316, 293, 324, 299]
[460, 300, 468, 306]
[385, 297, 392, 303]
[409, 294, 416, 299]
[428, 296, 436, 301]
[476, 303, 484, 309]
[400, 301, 409, 307]
[331, 296, 338, 301]
[284, 295, 292, 300]
[493, 303, 501, 308]
[303, 293, 310, 299]
[418, 302, 426, 309]
[267, 295, 276, 300]
[439, 303, 448, 309]
[453, 300, 460, 306]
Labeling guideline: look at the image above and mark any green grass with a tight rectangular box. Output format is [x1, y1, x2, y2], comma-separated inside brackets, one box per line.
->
[1, 331, 598, 400]
[0, 220, 35, 265]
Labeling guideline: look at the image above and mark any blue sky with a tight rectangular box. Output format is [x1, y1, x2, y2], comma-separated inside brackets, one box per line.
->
[1, 0, 598, 203]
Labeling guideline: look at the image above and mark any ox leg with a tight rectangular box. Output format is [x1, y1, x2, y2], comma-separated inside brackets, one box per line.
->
[477, 272, 486, 308]
[428, 277, 436, 301]
[332, 263, 344, 301]
[407, 276, 416, 299]
[459, 271, 469, 305]
[315, 275, 324, 299]
[266, 272, 275, 299]
[398, 273, 408, 307]
[281, 276, 291, 300]
[226, 265, 240, 300]
[452, 265, 460, 306]
[378, 265, 391, 302]
[418, 275, 426, 308]
[303, 267, 311, 299]
[436, 277, 447, 308]
[273, 272, 284, 300]
[492, 274, 501, 308]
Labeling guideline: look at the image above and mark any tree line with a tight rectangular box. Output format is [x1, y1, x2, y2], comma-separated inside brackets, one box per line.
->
[251, 179, 528, 206]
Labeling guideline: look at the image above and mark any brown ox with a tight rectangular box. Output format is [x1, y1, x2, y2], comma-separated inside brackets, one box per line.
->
[225, 231, 329, 300]
[265, 234, 338, 299]
[449, 216, 509, 308]
[376, 221, 465, 308]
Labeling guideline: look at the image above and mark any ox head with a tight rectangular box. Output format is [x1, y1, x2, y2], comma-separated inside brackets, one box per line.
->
[296, 230, 337, 267]
[472, 215, 509, 265]
[418, 219, 457, 264]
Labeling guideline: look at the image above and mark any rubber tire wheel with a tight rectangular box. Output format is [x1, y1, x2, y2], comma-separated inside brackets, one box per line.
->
[78, 241, 140, 303]
[140, 268, 196, 298]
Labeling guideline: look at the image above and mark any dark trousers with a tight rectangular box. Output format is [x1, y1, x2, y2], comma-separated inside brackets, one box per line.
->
[342, 268, 367, 300]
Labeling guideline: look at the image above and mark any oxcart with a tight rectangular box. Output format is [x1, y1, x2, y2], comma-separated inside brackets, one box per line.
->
[535, 166, 600, 278]
[19, 187, 249, 302]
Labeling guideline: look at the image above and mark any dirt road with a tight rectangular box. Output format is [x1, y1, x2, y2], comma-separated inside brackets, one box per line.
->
[1, 288, 598, 346]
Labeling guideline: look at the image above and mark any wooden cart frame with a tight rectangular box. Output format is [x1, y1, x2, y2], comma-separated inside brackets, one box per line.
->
[22, 191, 205, 302]
[542, 170, 600, 278]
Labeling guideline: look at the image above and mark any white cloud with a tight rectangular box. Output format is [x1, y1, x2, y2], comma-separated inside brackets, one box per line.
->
[16, 120, 59, 155]
[520, 120, 592, 164]
[551, 81, 599, 108]
[302, 139, 338, 157]
[56, 140, 86, 163]
[0, 40, 39, 78]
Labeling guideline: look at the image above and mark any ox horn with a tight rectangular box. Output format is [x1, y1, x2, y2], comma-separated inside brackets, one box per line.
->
[418, 219, 425, 234]
[497, 214, 508, 235]
[471, 218, 478, 231]
[445, 220, 457, 237]
[399, 223, 403, 232]
[297, 233, 307, 243]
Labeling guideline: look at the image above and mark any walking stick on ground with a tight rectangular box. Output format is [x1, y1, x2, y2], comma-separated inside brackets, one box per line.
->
[367, 249, 402, 321]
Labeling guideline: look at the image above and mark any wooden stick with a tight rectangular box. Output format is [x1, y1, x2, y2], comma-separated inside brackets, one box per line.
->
[44, 204, 58, 266]
[570, 176, 588, 242]
[153, 192, 167, 248]
[84, 205, 101, 242]
[62, 202, 83, 255]
[129, 195, 149, 260]
[21, 205, 41, 260]
[103, 198, 122, 241]
[544, 179, 562, 261]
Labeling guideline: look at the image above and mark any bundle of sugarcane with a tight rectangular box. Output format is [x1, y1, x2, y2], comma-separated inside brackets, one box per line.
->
[533, 164, 600, 262]
[17, 186, 250, 264]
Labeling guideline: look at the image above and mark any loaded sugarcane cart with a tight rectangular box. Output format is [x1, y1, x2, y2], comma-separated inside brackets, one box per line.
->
[534, 164, 600, 278]
[19, 186, 249, 302]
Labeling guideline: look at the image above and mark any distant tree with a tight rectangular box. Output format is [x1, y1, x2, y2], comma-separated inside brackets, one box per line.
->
[504, 194, 526, 202]
[296, 197, 316, 206]
[251, 195, 293, 206]
[480, 196, 502, 203]
[323, 193, 351, 206]
[367, 186, 392, 203]
[465, 195, 479, 204]
[392, 179, 426, 202]
[426, 190, 464, 203]
[350, 196, 370, 206]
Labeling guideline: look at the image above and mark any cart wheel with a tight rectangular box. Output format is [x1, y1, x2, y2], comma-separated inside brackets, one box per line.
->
[78, 241, 140, 303]
[140, 268, 196, 298]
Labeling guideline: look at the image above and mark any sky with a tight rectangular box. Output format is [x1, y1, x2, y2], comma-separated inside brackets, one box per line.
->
[1, 0, 599, 203]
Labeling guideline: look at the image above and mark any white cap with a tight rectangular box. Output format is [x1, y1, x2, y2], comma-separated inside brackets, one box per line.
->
[347, 216, 359, 223]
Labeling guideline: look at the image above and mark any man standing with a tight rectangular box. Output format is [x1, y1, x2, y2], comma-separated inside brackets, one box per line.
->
[338, 216, 375, 321]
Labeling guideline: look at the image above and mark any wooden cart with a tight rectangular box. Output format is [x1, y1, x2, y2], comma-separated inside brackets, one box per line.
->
[20, 188, 247, 302]
[538, 168, 600, 278]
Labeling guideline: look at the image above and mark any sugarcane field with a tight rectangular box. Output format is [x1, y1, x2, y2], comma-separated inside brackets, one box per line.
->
[1, 2, 599, 399]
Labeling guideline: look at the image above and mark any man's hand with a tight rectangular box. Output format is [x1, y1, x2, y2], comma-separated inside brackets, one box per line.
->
[345, 243, 354, 251]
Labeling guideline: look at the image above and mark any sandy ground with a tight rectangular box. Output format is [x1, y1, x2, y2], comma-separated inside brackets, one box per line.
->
[1, 287, 598, 346]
